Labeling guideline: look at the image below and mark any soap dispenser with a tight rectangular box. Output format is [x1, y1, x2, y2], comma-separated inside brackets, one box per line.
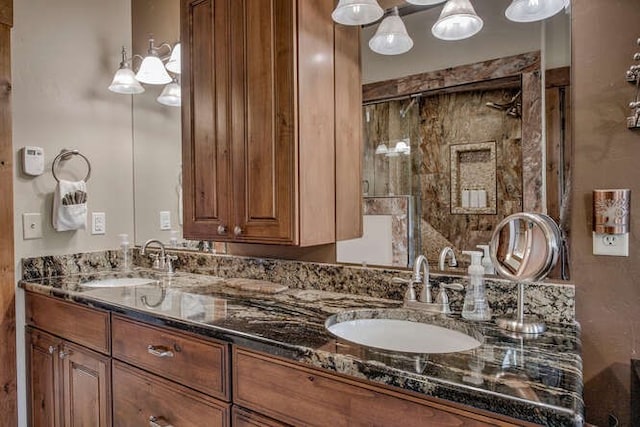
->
[461, 250, 492, 321]
[118, 233, 131, 271]
[476, 245, 495, 275]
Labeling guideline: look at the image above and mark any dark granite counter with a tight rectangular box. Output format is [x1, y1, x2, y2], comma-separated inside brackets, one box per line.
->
[20, 268, 584, 426]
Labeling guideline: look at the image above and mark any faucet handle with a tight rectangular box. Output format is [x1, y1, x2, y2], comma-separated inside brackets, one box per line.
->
[165, 255, 178, 274]
[436, 282, 464, 314]
[150, 253, 161, 270]
[392, 277, 417, 302]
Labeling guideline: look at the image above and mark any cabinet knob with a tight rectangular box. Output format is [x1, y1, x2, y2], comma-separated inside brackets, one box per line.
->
[233, 226, 243, 236]
[149, 416, 173, 427]
[217, 225, 227, 235]
[48, 346, 56, 354]
[147, 345, 175, 358]
[58, 350, 72, 359]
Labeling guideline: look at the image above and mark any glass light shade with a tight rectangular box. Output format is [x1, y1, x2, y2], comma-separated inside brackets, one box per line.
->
[369, 12, 413, 55]
[432, 0, 484, 41]
[157, 81, 181, 107]
[395, 140, 411, 154]
[375, 143, 389, 155]
[406, 0, 446, 5]
[505, 0, 566, 22]
[136, 55, 172, 85]
[165, 43, 181, 74]
[332, 0, 384, 26]
[108, 67, 144, 94]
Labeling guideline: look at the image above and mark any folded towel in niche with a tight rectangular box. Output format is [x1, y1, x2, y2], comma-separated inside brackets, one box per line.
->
[52, 179, 87, 231]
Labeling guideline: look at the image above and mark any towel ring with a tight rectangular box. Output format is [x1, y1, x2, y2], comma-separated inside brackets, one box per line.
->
[52, 150, 91, 183]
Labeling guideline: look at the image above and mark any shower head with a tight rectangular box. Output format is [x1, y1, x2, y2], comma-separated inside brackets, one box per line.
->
[485, 91, 522, 118]
[399, 97, 418, 118]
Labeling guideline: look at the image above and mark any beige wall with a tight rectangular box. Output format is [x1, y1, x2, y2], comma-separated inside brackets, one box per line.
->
[572, 0, 640, 425]
[11, 0, 132, 424]
[131, 0, 181, 246]
[12, 0, 134, 260]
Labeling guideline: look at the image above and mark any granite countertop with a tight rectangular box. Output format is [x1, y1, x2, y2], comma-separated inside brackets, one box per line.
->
[20, 268, 584, 426]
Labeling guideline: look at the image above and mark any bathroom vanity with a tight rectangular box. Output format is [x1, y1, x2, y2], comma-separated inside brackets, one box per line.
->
[21, 264, 584, 426]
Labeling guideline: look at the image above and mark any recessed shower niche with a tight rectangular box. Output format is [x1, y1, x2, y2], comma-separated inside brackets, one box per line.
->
[450, 141, 497, 215]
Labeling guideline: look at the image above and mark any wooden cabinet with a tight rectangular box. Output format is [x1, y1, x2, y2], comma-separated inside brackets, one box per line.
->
[232, 406, 288, 427]
[26, 327, 111, 427]
[232, 347, 528, 427]
[26, 291, 110, 354]
[112, 315, 230, 400]
[26, 328, 60, 427]
[111, 316, 231, 425]
[181, 0, 362, 246]
[26, 293, 112, 427]
[113, 361, 230, 427]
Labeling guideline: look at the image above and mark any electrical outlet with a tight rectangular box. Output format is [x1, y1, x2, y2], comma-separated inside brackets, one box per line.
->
[593, 232, 629, 256]
[160, 211, 171, 230]
[92, 212, 106, 235]
[22, 213, 42, 240]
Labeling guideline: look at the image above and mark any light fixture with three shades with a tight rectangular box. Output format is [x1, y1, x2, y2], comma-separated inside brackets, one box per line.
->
[332, 0, 569, 55]
[108, 35, 182, 107]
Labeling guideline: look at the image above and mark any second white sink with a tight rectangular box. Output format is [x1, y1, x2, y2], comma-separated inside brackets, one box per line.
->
[80, 277, 159, 288]
[326, 312, 482, 354]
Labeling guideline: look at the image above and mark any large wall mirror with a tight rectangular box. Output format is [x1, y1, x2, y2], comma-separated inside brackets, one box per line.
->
[131, 0, 571, 279]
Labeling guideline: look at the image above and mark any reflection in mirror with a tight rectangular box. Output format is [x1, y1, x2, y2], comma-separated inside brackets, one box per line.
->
[130, 0, 571, 280]
[132, 0, 181, 246]
[335, 0, 571, 278]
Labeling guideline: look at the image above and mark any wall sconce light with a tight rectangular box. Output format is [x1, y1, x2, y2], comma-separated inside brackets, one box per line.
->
[157, 78, 181, 107]
[375, 140, 411, 156]
[432, 0, 484, 41]
[369, 7, 414, 55]
[108, 47, 145, 94]
[505, 0, 566, 23]
[165, 42, 181, 74]
[135, 36, 173, 85]
[332, 0, 384, 26]
[109, 36, 181, 106]
[375, 143, 389, 155]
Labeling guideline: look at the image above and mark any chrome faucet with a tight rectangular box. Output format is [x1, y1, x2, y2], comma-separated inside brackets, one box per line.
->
[141, 239, 177, 274]
[413, 254, 432, 303]
[438, 247, 458, 271]
[392, 254, 463, 313]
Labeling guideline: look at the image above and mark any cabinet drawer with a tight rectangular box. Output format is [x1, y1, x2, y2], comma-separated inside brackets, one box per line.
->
[232, 407, 289, 427]
[233, 348, 521, 427]
[25, 292, 110, 354]
[113, 361, 229, 427]
[112, 315, 229, 400]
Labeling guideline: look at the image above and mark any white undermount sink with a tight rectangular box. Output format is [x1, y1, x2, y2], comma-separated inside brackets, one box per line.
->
[79, 277, 159, 288]
[326, 311, 482, 354]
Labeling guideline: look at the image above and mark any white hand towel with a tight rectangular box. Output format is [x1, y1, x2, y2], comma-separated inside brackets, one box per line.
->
[52, 179, 87, 231]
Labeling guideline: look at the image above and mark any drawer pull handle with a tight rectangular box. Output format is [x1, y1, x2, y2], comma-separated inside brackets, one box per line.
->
[48, 346, 56, 354]
[149, 416, 173, 427]
[147, 345, 174, 358]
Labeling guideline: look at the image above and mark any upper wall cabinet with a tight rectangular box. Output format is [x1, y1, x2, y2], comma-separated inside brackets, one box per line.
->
[181, 0, 362, 246]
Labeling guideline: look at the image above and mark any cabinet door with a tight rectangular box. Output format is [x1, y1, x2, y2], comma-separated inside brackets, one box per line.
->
[229, 0, 295, 244]
[26, 328, 61, 427]
[60, 341, 111, 427]
[182, 0, 233, 240]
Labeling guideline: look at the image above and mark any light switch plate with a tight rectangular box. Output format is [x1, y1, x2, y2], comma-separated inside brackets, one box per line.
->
[160, 211, 171, 230]
[22, 213, 42, 240]
[92, 212, 106, 235]
[593, 232, 629, 256]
